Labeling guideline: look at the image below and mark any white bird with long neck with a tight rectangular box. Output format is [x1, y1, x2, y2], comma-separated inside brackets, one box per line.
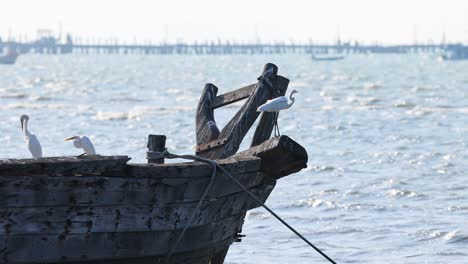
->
[65, 136, 96, 156]
[20, 115, 42, 159]
[257, 89, 298, 136]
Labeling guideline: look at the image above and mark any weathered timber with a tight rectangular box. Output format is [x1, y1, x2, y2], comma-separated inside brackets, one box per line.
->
[0, 154, 260, 178]
[211, 83, 256, 109]
[197, 63, 279, 159]
[0, 155, 130, 177]
[0, 171, 265, 207]
[209, 247, 230, 264]
[196, 138, 227, 153]
[240, 135, 308, 179]
[0, 184, 273, 235]
[57, 237, 234, 264]
[147, 135, 166, 164]
[251, 76, 290, 147]
[129, 155, 260, 178]
[0, 215, 245, 264]
[196, 83, 220, 145]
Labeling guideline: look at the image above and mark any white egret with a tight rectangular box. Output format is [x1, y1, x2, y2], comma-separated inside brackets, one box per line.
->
[257, 90, 298, 136]
[65, 136, 96, 156]
[20, 115, 42, 159]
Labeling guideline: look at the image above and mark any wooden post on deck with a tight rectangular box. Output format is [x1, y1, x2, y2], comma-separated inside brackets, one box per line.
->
[147, 134, 166, 164]
[196, 83, 220, 145]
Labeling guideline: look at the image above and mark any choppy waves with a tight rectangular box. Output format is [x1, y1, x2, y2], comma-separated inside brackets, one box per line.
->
[92, 106, 194, 121]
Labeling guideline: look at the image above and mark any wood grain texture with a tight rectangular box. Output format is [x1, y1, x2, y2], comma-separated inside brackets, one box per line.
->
[0, 156, 130, 177]
[195, 83, 220, 146]
[211, 83, 256, 109]
[240, 135, 308, 179]
[0, 184, 273, 235]
[0, 215, 245, 263]
[0, 171, 265, 207]
[57, 238, 234, 264]
[147, 135, 166, 164]
[128, 155, 260, 178]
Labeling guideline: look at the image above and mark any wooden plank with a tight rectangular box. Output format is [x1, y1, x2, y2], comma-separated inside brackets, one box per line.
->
[0, 155, 130, 177]
[241, 136, 308, 179]
[0, 171, 265, 207]
[240, 135, 308, 179]
[195, 83, 220, 146]
[51, 237, 235, 264]
[195, 137, 227, 153]
[211, 83, 256, 109]
[0, 154, 260, 179]
[0, 215, 245, 263]
[0, 184, 273, 235]
[251, 75, 290, 147]
[128, 155, 260, 178]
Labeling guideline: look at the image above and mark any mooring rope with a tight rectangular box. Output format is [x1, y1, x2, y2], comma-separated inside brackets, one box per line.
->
[147, 149, 337, 264]
[148, 150, 219, 264]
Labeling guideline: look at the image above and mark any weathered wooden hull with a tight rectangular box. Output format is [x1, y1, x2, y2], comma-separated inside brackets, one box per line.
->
[0, 136, 306, 263]
[0, 215, 247, 263]
[0, 156, 277, 263]
[59, 238, 232, 264]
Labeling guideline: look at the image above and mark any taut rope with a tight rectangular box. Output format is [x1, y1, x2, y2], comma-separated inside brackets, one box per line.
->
[147, 149, 337, 264]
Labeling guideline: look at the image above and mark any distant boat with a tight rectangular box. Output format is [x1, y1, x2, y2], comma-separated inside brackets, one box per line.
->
[311, 54, 345, 61]
[0, 47, 19, 64]
[437, 44, 468, 61]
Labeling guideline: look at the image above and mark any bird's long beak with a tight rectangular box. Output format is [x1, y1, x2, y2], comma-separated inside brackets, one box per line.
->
[65, 136, 78, 141]
[20, 119, 23, 130]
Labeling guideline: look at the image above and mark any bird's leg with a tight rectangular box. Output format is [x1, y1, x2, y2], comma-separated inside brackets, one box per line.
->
[273, 112, 281, 137]
[78, 153, 86, 157]
[275, 121, 281, 137]
[273, 112, 278, 137]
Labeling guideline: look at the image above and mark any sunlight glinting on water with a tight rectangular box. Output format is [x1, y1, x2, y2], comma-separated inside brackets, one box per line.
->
[1, 54, 467, 263]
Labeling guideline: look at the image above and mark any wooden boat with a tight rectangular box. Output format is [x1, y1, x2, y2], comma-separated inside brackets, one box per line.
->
[312, 54, 344, 61]
[0, 63, 308, 264]
[0, 48, 18, 65]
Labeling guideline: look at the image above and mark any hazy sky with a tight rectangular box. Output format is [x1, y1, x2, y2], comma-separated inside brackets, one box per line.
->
[1, 0, 468, 44]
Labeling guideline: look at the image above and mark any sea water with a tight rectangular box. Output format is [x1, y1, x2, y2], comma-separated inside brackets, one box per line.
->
[0, 54, 467, 263]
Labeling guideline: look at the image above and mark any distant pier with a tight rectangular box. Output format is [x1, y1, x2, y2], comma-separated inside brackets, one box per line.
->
[0, 34, 464, 55]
